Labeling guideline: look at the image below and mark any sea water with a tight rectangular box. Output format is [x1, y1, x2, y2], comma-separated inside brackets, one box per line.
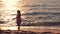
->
[0, 0, 60, 30]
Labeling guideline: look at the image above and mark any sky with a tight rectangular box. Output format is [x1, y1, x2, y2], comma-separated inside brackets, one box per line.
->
[0, 0, 60, 27]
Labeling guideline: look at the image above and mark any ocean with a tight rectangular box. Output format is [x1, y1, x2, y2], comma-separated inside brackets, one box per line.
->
[0, 0, 60, 28]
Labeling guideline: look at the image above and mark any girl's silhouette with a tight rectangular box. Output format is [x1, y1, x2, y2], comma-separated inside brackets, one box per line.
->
[16, 10, 21, 31]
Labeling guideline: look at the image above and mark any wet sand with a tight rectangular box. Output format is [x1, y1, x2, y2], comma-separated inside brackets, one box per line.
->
[0, 26, 60, 34]
[0, 29, 60, 34]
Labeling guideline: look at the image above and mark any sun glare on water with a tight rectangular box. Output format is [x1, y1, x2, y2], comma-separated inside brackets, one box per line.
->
[3, 0, 19, 10]
[0, 0, 24, 30]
